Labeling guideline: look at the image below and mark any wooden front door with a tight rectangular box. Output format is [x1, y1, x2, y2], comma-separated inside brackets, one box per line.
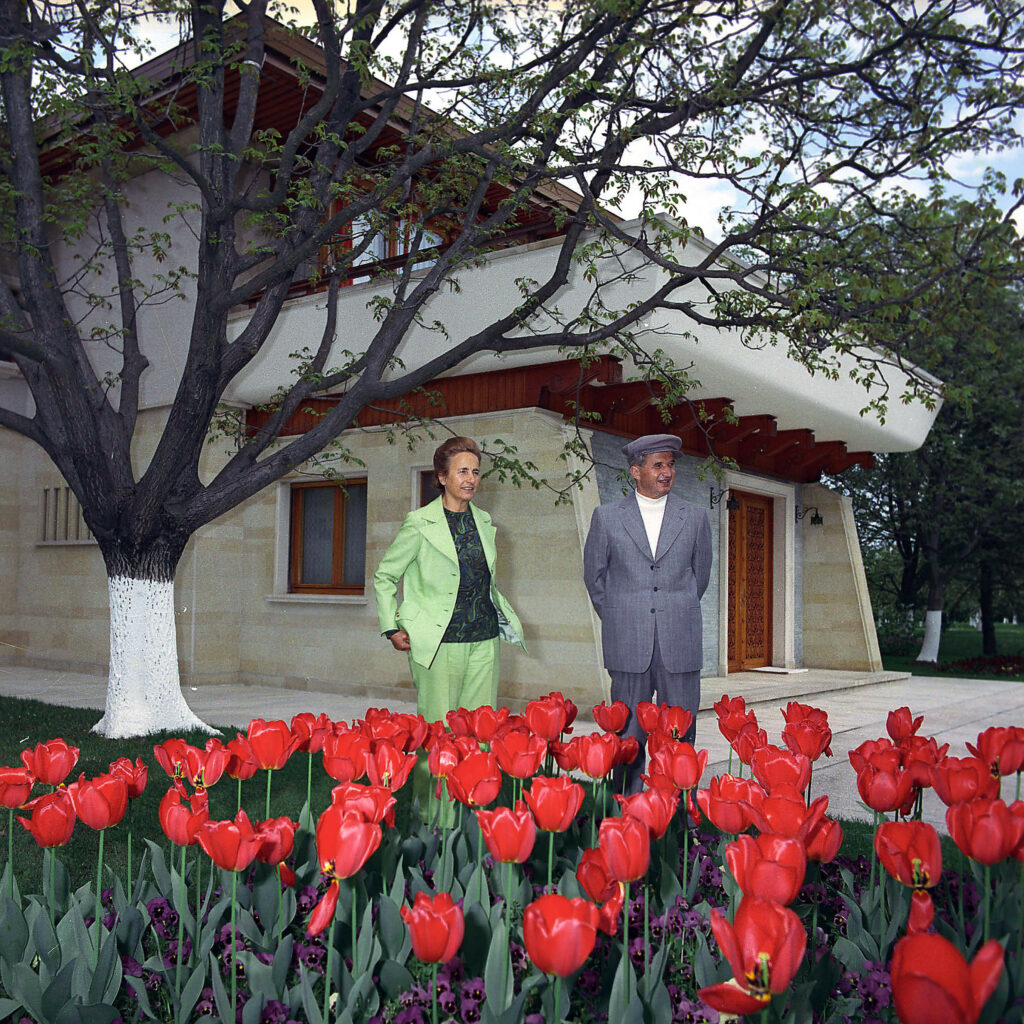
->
[728, 491, 774, 671]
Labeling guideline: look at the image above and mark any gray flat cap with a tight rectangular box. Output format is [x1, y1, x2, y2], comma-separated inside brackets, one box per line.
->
[621, 433, 682, 463]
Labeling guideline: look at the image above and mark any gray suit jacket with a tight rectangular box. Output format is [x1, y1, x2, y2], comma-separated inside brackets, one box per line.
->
[583, 491, 712, 674]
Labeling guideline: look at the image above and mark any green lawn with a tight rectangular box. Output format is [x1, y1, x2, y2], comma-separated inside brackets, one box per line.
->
[881, 622, 1024, 681]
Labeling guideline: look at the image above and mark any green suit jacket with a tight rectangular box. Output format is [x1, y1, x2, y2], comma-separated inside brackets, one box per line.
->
[373, 496, 526, 669]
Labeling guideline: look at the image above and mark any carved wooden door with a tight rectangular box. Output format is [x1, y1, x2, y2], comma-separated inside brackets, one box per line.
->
[727, 491, 774, 671]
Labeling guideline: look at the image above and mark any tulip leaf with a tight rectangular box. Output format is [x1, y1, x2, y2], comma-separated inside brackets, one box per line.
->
[57, 899, 91, 971]
[177, 961, 207, 1024]
[297, 965, 324, 1024]
[0, 998, 20, 1018]
[831, 936, 867, 972]
[0, 895, 29, 964]
[241, 991, 266, 1024]
[86, 929, 122, 1004]
[376, 896, 406, 961]
[207, 951, 232, 1024]
[29, 902, 60, 975]
[40, 958, 76, 1022]
[244, 950, 278, 1002]
[377, 958, 414, 997]
[346, 967, 379, 1018]
[250, 863, 282, 938]
[386, 854, 406, 907]
[144, 841, 171, 897]
[483, 919, 513, 1011]
[114, 905, 144, 957]
[691, 931, 721, 988]
[9, 961, 44, 1022]
[462, 901, 492, 976]
[607, 956, 644, 1024]
[169, 861, 197, 939]
[122, 975, 157, 1020]
[271, 934, 294, 993]
[54, 1004, 121, 1024]
[640, 980, 671, 1024]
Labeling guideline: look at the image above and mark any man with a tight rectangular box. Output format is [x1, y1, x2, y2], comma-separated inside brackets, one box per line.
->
[583, 433, 713, 793]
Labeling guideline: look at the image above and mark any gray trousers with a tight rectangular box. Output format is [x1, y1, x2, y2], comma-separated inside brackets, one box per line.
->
[609, 628, 700, 795]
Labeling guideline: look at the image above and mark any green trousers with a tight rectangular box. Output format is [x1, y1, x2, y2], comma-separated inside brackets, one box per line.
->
[409, 637, 500, 824]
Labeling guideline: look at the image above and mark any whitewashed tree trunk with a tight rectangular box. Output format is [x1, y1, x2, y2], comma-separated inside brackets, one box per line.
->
[915, 609, 943, 663]
[92, 576, 214, 738]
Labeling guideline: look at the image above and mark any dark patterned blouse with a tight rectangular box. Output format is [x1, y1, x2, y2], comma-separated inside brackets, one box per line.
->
[441, 507, 499, 643]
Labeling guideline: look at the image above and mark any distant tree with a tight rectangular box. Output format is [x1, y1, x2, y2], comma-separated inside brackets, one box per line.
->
[1, 0, 1022, 734]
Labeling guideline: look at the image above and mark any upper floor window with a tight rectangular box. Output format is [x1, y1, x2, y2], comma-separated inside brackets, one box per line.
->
[288, 479, 367, 593]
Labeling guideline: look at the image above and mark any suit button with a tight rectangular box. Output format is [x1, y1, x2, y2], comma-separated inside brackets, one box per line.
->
[650, 608, 655, 613]
[653, 587, 659, 592]
[650, 565, 656, 570]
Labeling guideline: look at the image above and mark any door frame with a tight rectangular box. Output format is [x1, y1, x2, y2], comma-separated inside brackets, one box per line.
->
[715, 471, 797, 674]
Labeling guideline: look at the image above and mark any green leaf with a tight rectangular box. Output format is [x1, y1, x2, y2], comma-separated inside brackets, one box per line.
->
[9, 961, 44, 1022]
[831, 936, 868, 972]
[207, 951, 232, 1024]
[271, 934, 294, 995]
[483, 918, 513, 1012]
[41, 959, 77, 1023]
[461, 900, 492, 976]
[242, 991, 265, 1024]
[376, 896, 406, 961]
[298, 965, 325, 1024]
[377, 958, 414, 997]
[0, 895, 29, 965]
[30, 902, 60, 975]
[177, 960, 207, 1024]
[145, 841, 171, 897]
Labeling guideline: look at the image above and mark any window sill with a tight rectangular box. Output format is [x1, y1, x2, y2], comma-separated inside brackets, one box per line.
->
[266, 593, 368, 606]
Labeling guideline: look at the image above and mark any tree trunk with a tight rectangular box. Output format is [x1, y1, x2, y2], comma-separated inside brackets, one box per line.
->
[91, 576, 214, 739]
[979, 558, 998, 656]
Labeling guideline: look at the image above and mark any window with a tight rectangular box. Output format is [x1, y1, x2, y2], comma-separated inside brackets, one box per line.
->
[288, 479, 367, 593]
[39, 485, 94, 545]
[318, 206, 444, 281]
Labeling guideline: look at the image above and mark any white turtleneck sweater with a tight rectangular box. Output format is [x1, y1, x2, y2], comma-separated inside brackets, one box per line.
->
[635, 490, 668, 557]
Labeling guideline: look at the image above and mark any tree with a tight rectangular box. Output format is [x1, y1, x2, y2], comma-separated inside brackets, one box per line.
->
[1, 0, 1022, 735]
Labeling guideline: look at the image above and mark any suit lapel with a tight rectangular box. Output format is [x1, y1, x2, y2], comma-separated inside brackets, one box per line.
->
[621, 495, 654, 559]
[471, 504, 497, 571]
[420, 497, 458, 562]
[654, 494, 687, 560]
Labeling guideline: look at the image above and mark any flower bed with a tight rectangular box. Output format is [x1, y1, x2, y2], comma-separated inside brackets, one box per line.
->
[1, 696, 1023, 1024]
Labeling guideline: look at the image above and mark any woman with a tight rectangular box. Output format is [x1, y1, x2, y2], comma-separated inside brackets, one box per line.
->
[374, 437, 525, 815]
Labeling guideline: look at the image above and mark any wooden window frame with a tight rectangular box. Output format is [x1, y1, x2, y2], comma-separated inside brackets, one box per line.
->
[288, 478, 367, 594]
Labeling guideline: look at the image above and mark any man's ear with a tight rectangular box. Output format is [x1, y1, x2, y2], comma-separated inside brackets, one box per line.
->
[628, 464, 640, 485]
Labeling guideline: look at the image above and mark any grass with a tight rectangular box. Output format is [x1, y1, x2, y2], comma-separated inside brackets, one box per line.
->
[881, 622, 1024, 681]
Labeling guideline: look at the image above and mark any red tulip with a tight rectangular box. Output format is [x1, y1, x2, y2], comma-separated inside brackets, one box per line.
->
[731, 721, 768, 766]
[907, 889, 935, 934]
[0, 766, 35, 809]
[241, 719, 301, 771]
[158, 739, 228, 789]
[874, 820, 942, 889]
[445, 707, 475, 737]
[524, 696, 568, 741]
[856, 761, 916, 814]
[365, 740, 417, 792]
[700, 896, 807, 1016]
[20, 739, 79, 787]
[592, 700, 629, 734]
[746, 787, 829, 844]
[68, 772, 128, 830]
[447, 750, 501, 807]
[18, 789, 76, 848]
[804, 815, 843, 863]
[549, 739, 580, 772]
[426, 734, 461, 782]
[725, 834, 806, 905]
[401, 891, 465, 964]
[598, 815, 650, 883]
[749, 745, 811, 795]
[930, 756, 1000, 807]
[469, 705, 510, 743]
[522, 893, 599, 977]
[615, 787, 678, 840]
[152, 738, 191, 780]
[597, 887, 625, 937]
[966, 726, 1024, 779]
[574, 733, 620, 780]
[523, 775, 584, 832]
[476, 801, 536, 863]
[614, 735, 640, 769]
[321, 729, 370, 784]
[781, 701, 833, 760]
[290, 712, 334, 754]
[946, 798, 1024, 865]
[329, 782, 397, 827]
[647, 740, 708, 792]
[886, 707, 924, 744]
[159, 786, 209, 846]
[714, 695, 756, 745]
[576, 845, 618, 903]
[109, 756, 148, 799]
[196, 810, 262, 871]
[225, 736, 260, 782]
[315, 804, 382, 879]
[848, 737, 897, 774]
[360, 708, 414, 750]
[255, 816, 299, 865]
[899, 735, 949, 789]
[695, 776, 764, 834]
[890, 932, 1004, 1024]
[308, 879, 340, 937]
[635, 701, 660, 734]
[491, 728, 547, 780]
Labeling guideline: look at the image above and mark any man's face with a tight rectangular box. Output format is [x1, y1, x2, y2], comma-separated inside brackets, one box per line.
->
[630, 451, 676, 498]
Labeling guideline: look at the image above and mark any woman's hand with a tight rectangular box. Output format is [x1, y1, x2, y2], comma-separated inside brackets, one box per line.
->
[389, 630, 411, 652]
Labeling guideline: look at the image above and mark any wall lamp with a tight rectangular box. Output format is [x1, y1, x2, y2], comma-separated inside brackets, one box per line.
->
[796, 504, 824, 526]
[710, 487, 741, 511]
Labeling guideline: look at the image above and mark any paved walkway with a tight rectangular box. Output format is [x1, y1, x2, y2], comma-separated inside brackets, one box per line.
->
[2, 663, 1022, 830]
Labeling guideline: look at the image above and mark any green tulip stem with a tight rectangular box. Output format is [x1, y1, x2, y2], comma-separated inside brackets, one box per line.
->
[126, 802, 134, 888]
[6, 807, 13, 899]
[983, 862, 991, 943]
[868, 812, 879, 894]
[591, 780, 598, 848]
[305, 751, 314, 828]
[809, 865, 819, 960]
[47, 848, 54, 929]
[230, 869, 238, 1015]
[682, 794, 690, 896]
[622, 880, 631, 1010]
[1015, 769, 1021, 802]
[547, 830, 554, 892]
[476, 826, 485, 905]
[727, 749, 733, 775]
[277, 868, 284, 945]
[554, 975, 563, 1022]
[643, 883, 649, 977]
[503, 863, 512, 1007]
[601, 777, 608, 823]
[175, 844, 187, 999]
[265, 767, 273, 821]
[93, 827, 106, 967]
[323, 915, 337, 1024]
[352, 882, 359, 981]
[432, 963, 439, 1024]
[236, 776, 243, 814]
